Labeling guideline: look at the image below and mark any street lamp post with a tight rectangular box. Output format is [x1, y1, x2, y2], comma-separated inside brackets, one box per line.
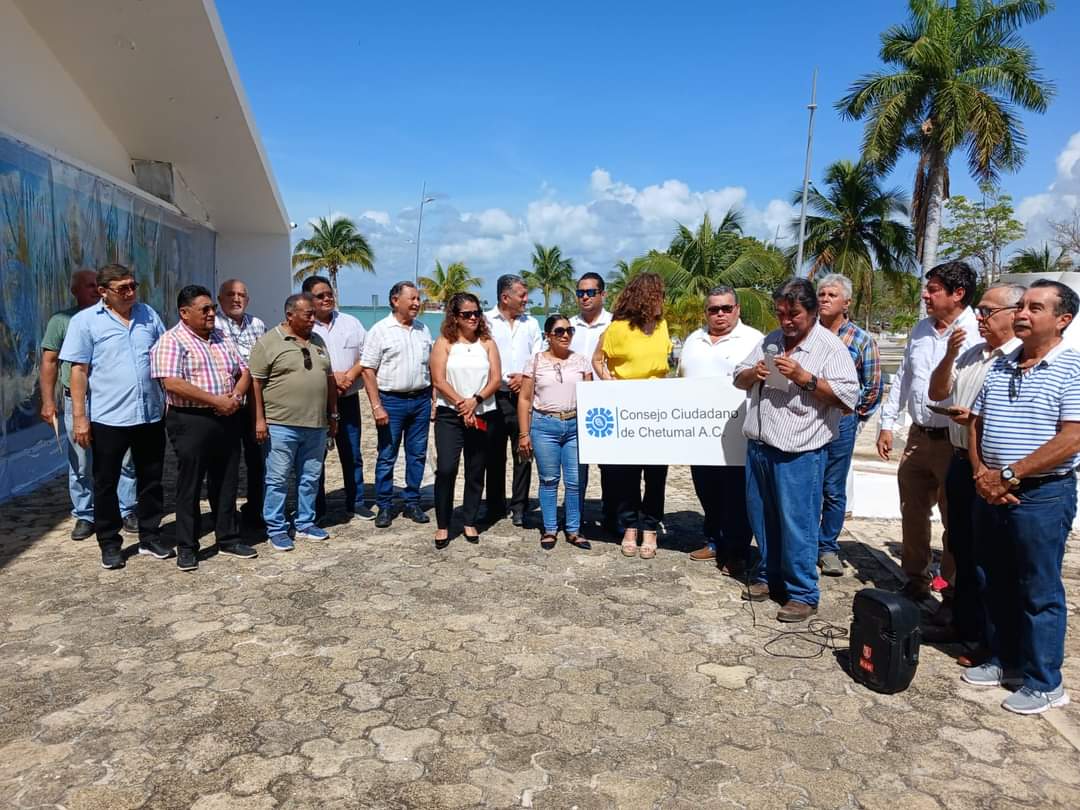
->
[414, 181, 436, 286]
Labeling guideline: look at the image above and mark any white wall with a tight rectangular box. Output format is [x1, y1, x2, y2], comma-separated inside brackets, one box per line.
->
[216, 232, 293, 326]
[0, 0, 132, 183]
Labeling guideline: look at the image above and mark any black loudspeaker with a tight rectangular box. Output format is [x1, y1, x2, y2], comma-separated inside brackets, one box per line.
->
[848, 587, 921, 693]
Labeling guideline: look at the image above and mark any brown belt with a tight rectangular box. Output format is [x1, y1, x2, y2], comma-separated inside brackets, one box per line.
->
[534, 409, 577, 421]
[912, 424, 948, 440]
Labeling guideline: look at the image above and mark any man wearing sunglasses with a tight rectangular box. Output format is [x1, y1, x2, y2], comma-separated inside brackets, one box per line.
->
[678, 286, 763, 574]
[249, 293, 338, 550]
[568, 272, 613, 534]
[59, 264, 169, 570]
[302, 276, 372, 521]
[152, 285, 255, 570]
[963, 280, 1080, 715]
[921, 282, 1024, 660]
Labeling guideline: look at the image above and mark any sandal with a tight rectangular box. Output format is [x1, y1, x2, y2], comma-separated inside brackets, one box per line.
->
[540, 533, 558, 551]
[639, 530, 658, 560]
[565, 532, 591, 551]
[621, 529, 639, 557]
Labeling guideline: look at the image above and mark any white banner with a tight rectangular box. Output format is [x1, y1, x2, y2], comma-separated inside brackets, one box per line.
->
[576, 377, 747, 465]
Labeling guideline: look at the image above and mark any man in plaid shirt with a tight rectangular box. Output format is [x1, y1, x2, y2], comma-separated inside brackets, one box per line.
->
[152, 284, 255, 571]
[816, 274, 883, 575]
[217, 279, 268, 529]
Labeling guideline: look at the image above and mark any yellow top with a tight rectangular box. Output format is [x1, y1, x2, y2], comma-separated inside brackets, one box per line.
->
[601, 319, 672, 380]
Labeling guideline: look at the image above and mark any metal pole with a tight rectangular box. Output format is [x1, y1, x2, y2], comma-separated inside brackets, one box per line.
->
[414, 181, 426, 286]
[795, 68, 818, 274]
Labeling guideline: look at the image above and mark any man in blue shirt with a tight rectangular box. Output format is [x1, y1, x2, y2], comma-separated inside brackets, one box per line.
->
[60, 264, 169, 570]
[965, 280, 1080, 715]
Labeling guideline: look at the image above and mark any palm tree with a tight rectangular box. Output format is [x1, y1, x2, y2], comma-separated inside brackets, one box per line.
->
[838, 0, 1055, 283]
[1006, 244, 1073, 274]
[417, 260, 482, 304]
[789, 160, 916, 327]
[291, 216, 375, 293]
[523, 243, 575, 311]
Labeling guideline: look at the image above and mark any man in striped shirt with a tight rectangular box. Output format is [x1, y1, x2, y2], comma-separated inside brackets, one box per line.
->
[963, 280, 1080, 715]
[152, 285, 255, 571]
[735, 278, 859, 623]
[360, 281, 434, 529]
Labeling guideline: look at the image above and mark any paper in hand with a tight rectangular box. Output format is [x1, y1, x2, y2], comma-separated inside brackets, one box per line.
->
[51, 414, 64, 453]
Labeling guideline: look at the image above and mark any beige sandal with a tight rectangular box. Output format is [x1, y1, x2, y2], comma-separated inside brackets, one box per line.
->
[639, 531, 658, 560]
[621, 529, 639, 557]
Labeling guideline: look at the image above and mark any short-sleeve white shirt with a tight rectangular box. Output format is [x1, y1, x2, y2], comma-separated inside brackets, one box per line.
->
[359, 314, 433, 393]
[312, 310, 367, 396]
[569, 309, 613, 364]
[485, 307, 542, 387]
[677, 321, 763, 379]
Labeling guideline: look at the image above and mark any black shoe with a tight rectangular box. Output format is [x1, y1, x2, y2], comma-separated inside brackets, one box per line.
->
[402, 505, 430, 524]
[463, 531, 480, 544]
[479, 507, 508, 526]
[138, 539, 175, 560]
[177, 548, 198, 571]
[511, 511, 525, 528]
[100, 546, 125, 570]
[122, 514, 139, 534]
[218, 542, 258, 559]
[434, 535, 450, 550]
[71, 519, 95, 541]
[374, 510, 393, 529]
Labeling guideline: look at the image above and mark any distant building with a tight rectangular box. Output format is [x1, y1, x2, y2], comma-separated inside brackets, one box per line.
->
[0, 0, 291, 500]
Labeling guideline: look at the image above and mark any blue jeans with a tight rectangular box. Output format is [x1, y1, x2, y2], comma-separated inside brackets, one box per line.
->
[974, 474, 1075, 692]
[375, 390, 432, 511]
[64, 400, 136, 520]
[818, 413, 857, 555]
[317, 393, 364, 515]
[530, 413, 581, 534]
[263, 424, 326, 537]
[745, 440, 826, 606]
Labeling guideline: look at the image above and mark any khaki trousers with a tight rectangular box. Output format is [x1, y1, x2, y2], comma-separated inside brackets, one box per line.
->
[897, 424, 955, 588]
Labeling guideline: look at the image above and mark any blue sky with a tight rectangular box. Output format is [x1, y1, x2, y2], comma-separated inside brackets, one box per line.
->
[218, 0, 1080, 306]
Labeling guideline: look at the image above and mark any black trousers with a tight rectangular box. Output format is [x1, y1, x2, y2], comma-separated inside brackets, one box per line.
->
[238, 398, 265, 525]
[690, 464, 752, 560]
[598, 464, 618, 527]
[166, 408, 242, 552]
[434, 407, 488, 530]
[91, 420, 166, 550]
[611, 464, 668, 531]
[945, 451, 983, 643]
[485, 390, 532, 516]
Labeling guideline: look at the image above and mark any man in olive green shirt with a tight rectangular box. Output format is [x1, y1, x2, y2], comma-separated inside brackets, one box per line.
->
[249, 292, 339, 550]
[39, 269, 136, 540]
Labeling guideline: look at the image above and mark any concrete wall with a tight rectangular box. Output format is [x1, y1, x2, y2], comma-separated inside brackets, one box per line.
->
[216, 232, 293, 326]
[0, 0, 132, 183]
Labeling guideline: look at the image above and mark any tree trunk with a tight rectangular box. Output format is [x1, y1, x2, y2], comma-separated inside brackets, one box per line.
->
[919, 149, 948, 318]
[329, 266, 339, 300]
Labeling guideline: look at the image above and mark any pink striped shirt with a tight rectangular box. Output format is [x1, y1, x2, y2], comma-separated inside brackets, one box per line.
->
[151, 322, 247, 408]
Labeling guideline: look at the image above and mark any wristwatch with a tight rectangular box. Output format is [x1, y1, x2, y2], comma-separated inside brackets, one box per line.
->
[1001, 465, 1020, 488]
[328, 412, 341, 422]
[801, 374, 819, 392]
[474, 393, 485, 406]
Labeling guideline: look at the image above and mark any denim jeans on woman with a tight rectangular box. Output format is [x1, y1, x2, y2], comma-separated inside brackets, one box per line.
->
[530, 413, 580, 534]
[263, 424, 326, 539]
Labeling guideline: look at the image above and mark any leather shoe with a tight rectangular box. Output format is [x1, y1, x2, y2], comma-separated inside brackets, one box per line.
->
[740, 582, 770, 602]
[688, 545, 716, 562]
[71, 519, 95, 541]
[956, 645, 990, 668]
[374, 510, 393, 529]
[402, 505, 430, 524]
[719, 557, 747, 579]
[510, 511, 524, 527]
[777, 600, 817, 623]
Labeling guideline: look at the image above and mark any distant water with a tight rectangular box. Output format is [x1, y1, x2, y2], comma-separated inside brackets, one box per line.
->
[341, 306, 447, 331]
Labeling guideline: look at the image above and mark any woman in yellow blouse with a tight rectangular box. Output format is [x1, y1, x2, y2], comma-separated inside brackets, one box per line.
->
[592, 272, 672, 559]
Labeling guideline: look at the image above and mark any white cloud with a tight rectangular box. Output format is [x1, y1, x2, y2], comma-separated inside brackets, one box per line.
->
[1015, 130, 1080, 249]
[460, 208, 518, 235]
[360, 210, 390, 227]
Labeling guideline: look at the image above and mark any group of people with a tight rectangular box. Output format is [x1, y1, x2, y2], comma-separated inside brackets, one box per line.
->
[39, 258, 1078, 715]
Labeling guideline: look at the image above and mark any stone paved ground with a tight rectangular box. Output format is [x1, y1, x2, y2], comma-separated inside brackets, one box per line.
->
[2, 410, 1080, 809]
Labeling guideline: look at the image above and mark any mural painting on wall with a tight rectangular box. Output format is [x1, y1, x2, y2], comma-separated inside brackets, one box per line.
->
[0, 133, 215, 499]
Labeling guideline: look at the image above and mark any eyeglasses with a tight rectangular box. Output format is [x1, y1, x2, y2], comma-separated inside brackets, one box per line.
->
[976, 304, 1018, 319]
[299, 346, 313, 370]
[549, 326, 576, 338]
[707, 304, 736, 315]
[313, 291, 335, 300]
[575, 289, 601, 299]
[107, 282, 137, 295]
[185, 305, 215, 314]
[456, 310, 481, 320]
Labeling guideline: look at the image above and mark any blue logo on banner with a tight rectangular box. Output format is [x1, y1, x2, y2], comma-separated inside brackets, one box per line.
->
[585, 407, 615, 438]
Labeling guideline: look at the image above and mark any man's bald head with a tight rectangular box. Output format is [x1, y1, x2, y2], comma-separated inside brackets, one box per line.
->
[71, 269, 100, 308]
[218, 278, 250, 321]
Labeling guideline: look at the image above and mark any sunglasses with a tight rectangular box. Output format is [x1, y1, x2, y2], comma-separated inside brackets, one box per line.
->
[184, 304, 215, 315]
[976, 304, 1018, 319]
[575, 289, 601, 299]
[1009, 366, 1023, 401]
[313, 291, 335, 300]
[549, 326, 576, 338]
[107, 282, 138, 295]
[456, 309, 481, 320]
[707, 304, 736, 315]
[300, 346, 313, 370]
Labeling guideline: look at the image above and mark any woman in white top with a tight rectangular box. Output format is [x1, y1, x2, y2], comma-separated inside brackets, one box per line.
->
[429, 293, 502, 549]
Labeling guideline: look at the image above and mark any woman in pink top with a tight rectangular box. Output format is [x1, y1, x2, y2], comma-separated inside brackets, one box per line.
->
[518, 315, 593, 550]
